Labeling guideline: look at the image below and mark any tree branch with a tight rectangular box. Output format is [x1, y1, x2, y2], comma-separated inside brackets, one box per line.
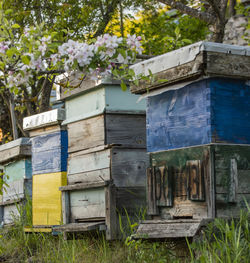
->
[158, 0, 216, 24]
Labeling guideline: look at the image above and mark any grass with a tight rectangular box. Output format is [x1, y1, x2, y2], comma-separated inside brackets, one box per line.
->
[0, 203, 249, 263]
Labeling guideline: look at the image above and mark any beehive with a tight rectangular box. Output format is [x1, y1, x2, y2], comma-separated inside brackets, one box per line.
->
[130, 42, 250, 239]
[54, 76, 148, 239]
[0, 138, 32, 226]
[23, 109, 68, 229]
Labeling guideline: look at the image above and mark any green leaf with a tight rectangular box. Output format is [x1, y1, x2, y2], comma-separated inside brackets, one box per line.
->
[5, 9, 13, 15]
[12, 24, 20, 29]
[120, 80, 127, 91]
[0, 62, 5, 71]
[175, 26, 180, 37]
[21, 55, 30, 65]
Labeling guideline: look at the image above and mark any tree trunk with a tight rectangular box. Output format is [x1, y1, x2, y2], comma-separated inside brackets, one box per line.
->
[211, 20, 226, 42]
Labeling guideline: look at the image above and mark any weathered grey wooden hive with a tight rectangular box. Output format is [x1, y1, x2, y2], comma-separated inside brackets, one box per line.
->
[130, 41, 250, 239]
[23, 108, 67, 232]
[54, 75, 148, 239]
[0, 138, 32, 226]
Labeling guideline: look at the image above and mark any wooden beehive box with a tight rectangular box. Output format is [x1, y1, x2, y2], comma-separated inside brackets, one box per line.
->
[130, 42, 250, 239]
[52, 76, 148, 239]
[0, 138, 32, 226]
[23, 109, 68, 229]
[58, 145, 148, 239]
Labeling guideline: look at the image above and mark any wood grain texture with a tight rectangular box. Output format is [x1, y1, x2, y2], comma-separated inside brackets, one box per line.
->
[32, 172, 67, 226]
[62, 191, 70, 224]
[3, 204, 20, 225]
[147, 168, 158, 215]
[135, 219, 203, 239]
[60, 181, 109, 191]
[68, 148, 111, 175]
[53, 222, 106, 232]
[69, 188, 106, 222]
[67, 168, 110, 185]
[3, 179, 32, 202]
[105, 113, 146, 148]
[111, 148, 148, 187]
[67, 115, 105, 153]
[28, 124, 64, 138]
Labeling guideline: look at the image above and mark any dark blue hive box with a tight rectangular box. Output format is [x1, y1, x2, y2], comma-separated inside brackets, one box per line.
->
[146, 77, 250, 152]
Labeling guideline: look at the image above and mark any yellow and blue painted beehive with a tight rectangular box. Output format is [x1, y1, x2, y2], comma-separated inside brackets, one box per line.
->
[23, 109, 68, 228]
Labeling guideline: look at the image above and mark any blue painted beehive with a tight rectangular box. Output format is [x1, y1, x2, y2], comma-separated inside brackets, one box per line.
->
[31, 130, 68, 175]
[146, 77, 250, 152]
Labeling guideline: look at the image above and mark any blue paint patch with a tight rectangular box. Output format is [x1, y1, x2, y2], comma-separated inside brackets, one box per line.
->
[32, 130, 68, 174]
[147, 78, 250, 152]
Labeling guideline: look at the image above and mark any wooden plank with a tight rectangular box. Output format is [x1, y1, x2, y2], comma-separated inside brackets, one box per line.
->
[60, 181, 110, 191]
[67, 115, 105, 153]
[69, 188, 106, 222]
[135, 220, 203, 239]
[3, 179, 32, 202]
[228, 159, 238, 203]
[23, 108, 65, 131]
[68, 148, 111, 175]
[28, 124, 64, 138]
[147, 167, 158, 215]
[32, 172, 67, 226]
[52, 222, 105, 233]
[105, 184, 117, 240]
[64, 87, 106, 124]
[105, 113, 146, 148]
[3, 204, 20, 225]
[110, 148, 148, 187]
[62, 191, 70, 224]
[116, 187, 146, 213]
[186, 160, 205, 201]
[67, 168, 110, 185]
[130, 42, 250, 94]
[0, 197, 23, 206]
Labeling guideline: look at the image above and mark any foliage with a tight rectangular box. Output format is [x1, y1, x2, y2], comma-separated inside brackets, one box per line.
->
[188, 208, 250, 262]
[127, 7, 209, 55]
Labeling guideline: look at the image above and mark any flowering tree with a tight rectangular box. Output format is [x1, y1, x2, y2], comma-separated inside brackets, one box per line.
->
[0, 9, 143, 138]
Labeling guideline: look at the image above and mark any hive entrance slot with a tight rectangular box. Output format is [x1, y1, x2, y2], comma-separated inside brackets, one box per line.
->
[173, 216, 193, 220]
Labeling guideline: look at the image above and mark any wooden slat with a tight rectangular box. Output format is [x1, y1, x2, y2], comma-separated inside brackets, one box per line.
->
[69, 188, 106, 222]
[67, 168, 110, 185]
[60, 181, 110, 191]
[111, 148, 148, 187]
[147, 167, 158, 215]
[186, 160, 205, 201]
[105, 114, 146, 148]
[67, 115, 105, 153]
[0, 197, 23, 206]
[62, 191, 70, 224]
[228, 159, 238, 203]
[68, 148, 111, 175]
[52, 222, 105, 233]
[135, 219, 203, 239]
[28, 124, 63, 138]
[3, 204, 20, 225]
[105, 184, 117, 240]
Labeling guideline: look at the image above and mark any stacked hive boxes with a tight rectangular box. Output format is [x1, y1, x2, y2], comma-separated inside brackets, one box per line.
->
[23, 109, 67, 229]
[0, 138, 32, 225]
[130, 42, 250, 239]
[56, 77, 148, 239]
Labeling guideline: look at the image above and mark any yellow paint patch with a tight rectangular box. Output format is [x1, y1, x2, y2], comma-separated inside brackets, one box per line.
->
[32, 172, 67, 226]
[24, 227, 52, 233]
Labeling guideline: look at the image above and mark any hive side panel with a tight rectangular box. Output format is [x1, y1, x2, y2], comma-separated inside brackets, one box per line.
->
[3, 204, 20, 225]
[146, 79, 211, 152]
[67, 115, 105, 153]
[214, 145, 250, 218]
[105, 114, 146, 148]
[4, 159, 32, 183]
[65, 87, 106, 123]
[69, 188, 106, 222]
[210, 78, 250, 144]
[151, 146, 209, 219]
[32, 172, 67, 226]
[111, 148, 148, 187]
[105, 86, 146, 112]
